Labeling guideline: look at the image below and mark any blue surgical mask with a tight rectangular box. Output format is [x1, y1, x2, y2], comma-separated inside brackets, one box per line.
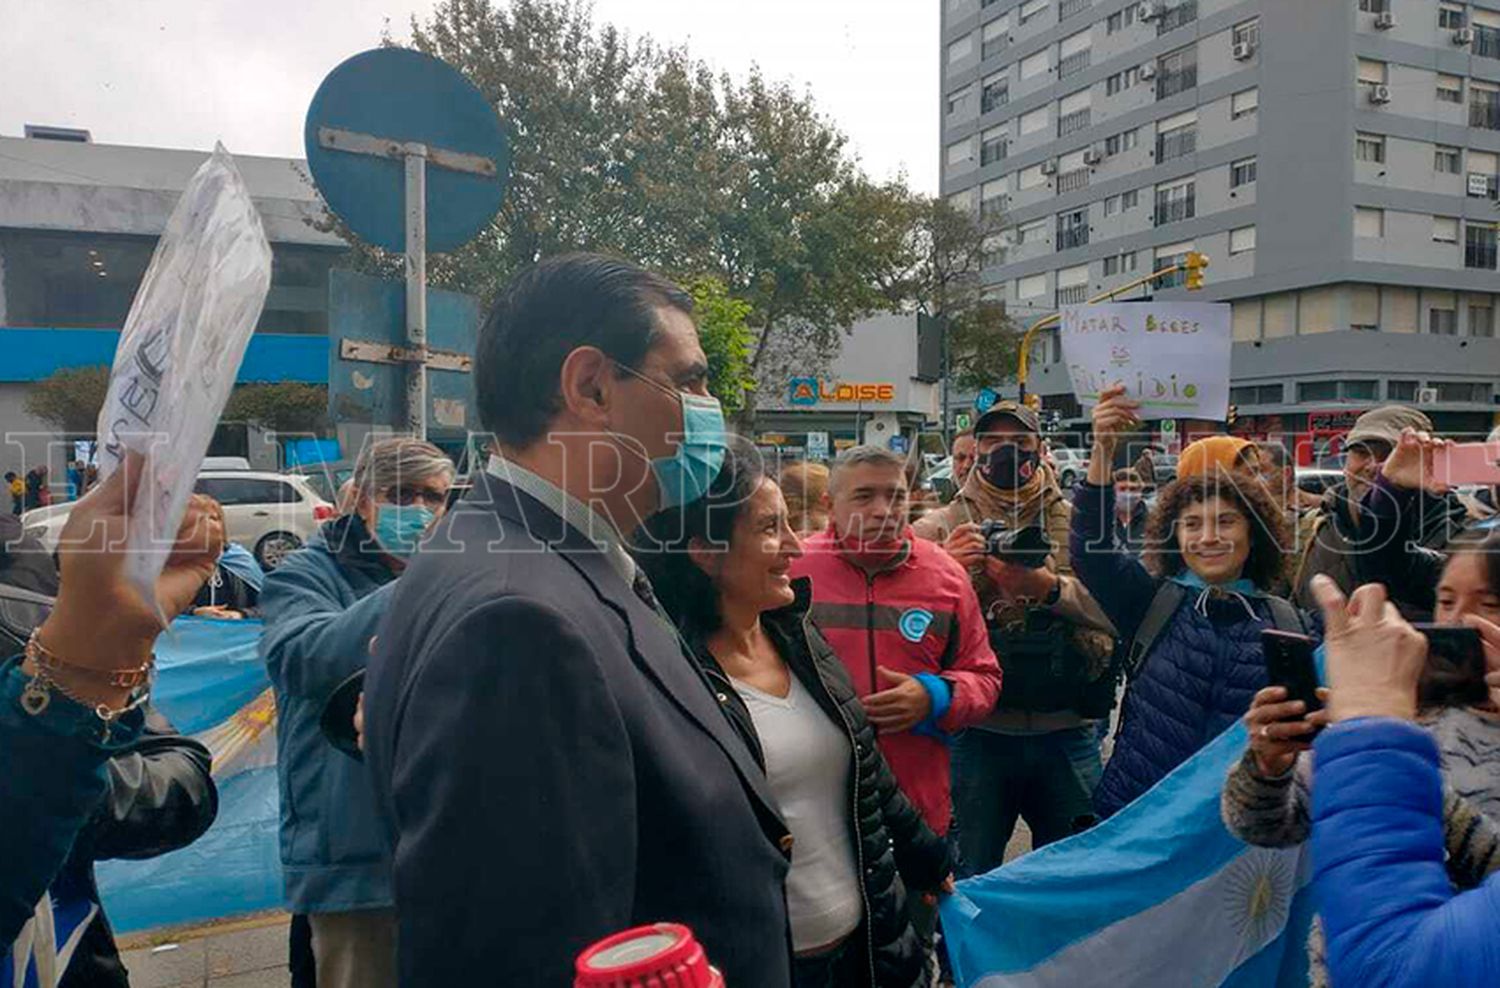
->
[614, 363, 728, 509]
[373, 504, 435, 559]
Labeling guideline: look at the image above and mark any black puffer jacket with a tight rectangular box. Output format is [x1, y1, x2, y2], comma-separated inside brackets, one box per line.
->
[693, 578, 952, 988]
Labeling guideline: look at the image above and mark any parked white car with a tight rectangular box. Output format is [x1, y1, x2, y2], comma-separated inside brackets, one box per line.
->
[22, 470, 334, 569]
[1049, 448, 1091, 488]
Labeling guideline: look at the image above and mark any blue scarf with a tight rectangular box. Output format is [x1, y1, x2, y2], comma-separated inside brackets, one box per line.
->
[1171, 571, 1264, 623]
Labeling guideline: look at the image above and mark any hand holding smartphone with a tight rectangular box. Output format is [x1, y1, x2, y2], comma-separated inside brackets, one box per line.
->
[1413, 624, 1488, 709]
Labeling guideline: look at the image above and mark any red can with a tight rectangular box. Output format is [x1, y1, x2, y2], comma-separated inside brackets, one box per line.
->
[574, 922, 724, 988]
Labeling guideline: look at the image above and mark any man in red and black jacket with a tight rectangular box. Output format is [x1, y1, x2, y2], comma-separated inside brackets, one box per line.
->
[791, 445, 1002, 840]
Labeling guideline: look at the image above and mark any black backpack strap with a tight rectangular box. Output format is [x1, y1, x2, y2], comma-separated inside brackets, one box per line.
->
[1262, 595, 1307, 636]
[1124, 582, 1186, 682]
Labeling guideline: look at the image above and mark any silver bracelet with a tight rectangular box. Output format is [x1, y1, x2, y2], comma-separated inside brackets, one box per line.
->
[19, 665, 151, 741]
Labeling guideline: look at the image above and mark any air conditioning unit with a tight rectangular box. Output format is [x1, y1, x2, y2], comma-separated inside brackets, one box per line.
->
[1232, 41, 1255, 61]
[1368, 84, 1392, 105]
[1417, 387, 1439, 405]
[1455, 27, 1476, 45]
[1140, 2, 1165, 21]
[1040, 159, 1059, 175]
[1082, 147, 1103, 166]
[1374, 11, 1395, 29]
[1139, 62, 1158, 80]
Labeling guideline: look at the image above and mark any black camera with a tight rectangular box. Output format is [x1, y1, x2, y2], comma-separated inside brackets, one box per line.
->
[978, 521, 1053, 569]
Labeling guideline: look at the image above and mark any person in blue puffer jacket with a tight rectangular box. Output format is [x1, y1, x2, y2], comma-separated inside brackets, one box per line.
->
[260, 437, 454, 988]
[1310, 576, 1500, 987]
[1073, 387, 1314, 819]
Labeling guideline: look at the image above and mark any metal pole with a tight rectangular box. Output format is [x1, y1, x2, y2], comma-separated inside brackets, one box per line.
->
[940, 315, 951, 448]
[404, 146, 429, 439]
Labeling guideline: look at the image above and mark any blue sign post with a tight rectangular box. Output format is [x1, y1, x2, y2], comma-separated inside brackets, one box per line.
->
[305, 47, 510, 437]
[975, 388, 1000, 414]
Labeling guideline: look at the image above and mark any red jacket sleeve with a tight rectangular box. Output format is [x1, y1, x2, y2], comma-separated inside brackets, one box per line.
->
[937, 575, 1001, 731]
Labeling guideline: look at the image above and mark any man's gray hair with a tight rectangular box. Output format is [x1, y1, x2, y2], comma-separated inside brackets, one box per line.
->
[351, 436, 456, 504]
[830, 445, 908, 491]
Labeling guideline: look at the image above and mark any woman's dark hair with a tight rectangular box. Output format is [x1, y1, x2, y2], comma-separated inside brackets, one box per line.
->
[1421, 526, 1500, 709]
[1142, 473, 1291, 590]
[474, 253, 694, 447]
[634, 446, 767, 639]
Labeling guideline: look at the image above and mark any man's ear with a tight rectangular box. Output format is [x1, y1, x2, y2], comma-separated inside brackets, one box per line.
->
[557, 346, 616, 427]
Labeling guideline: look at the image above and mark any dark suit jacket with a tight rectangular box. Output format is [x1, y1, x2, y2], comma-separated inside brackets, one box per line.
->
[363, 471, 792, 986]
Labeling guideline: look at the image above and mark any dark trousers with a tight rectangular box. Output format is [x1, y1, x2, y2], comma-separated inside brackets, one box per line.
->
[791, 935, 860, 988]
[951, 725, 1102, 878]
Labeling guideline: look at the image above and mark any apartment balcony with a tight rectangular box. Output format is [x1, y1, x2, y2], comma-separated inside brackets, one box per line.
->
[1153, 195, 1195, 226]
[1058, 109, 1092, 137]
[1057, 168, 1090, 195]
[1058, 50, 1091, 79]
[1158, 1, 1198, 35]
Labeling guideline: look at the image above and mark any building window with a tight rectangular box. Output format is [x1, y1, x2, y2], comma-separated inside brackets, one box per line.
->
[1156, 46, 1198, 100]
[1434, 216, 1460, 243]
[1430, 308, 1459, 335]
[981, 182, 1008, 218]
[1440, 3, 1466, 30]
[981, 129, 1009, 166]
[1157, 118, 1197, 162]
[1106, 67, 1140, 96]
[1357, 59, 1387, 88]
[947, 87, 974, 116]
[947, 139, 974, 168]
[1471, 83, 1500, 130]
[1104, 194, 1120, 217]
[982, 15, 1010, 60]
[1479, 22, 1500, 59]
[1058, 90, 1093, 137]
[1355, 133, 1385, 163]
[1021, 107, 1049, 135]
[1436, 382, 1492, 403]
[1466, 222, 1498, 269]
[1231, 88, 1259, 120]
[1352, 324, 1379, 332]
[1387, 380, 1418, 401]
[1230, 226, 1256, 254]
[1059, 31, 1092, 78]
[1355, 207, 1384, 238]
[1470, 305, 1495, 337]
[982, 75, 1010, 113]
[1230, 384, 1283, 405]
[1435, 145, 1462, 173]
[1154, 180, 1196, 225]
[1298, 381, 1338, 403]
[1230, 157, 1257, 188]
[1019, 0, 1050, 26]
[1057, 209, 1089, 250]
[1019, 164, 1048, 190]
[1232, 19, 1259, 48]
[1060, 0, 1093, 21]
[1017, 273, 1048, 299]
[1158, 0, 1199, 35]
[1107, 5, 1138, 33]
[1122, 189, 1139, 210]
[1342, 380, 1380, 401]
[1021, 49, 1050, 80]
[1437, 74, 1464, 104]
[1103, 251, 1138, 276]
[1104, 128, 1140, 155]
[948, 35, 975, 65]
[1155, 242, 1194, 287]
[1017, 218, 1048, 244]
[1358, 0, 1389, 11]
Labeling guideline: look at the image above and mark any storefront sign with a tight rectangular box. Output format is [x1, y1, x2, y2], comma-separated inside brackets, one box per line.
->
[806, 432, 830, 460]
[788, 376, 897, 406]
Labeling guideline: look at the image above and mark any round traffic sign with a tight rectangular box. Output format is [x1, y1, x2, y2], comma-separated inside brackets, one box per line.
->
[305, 48, 510, 253]
[974, 388, 1000, 414]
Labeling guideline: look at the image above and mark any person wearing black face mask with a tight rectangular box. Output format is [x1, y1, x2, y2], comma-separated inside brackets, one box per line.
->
[912, 403, 1117, 875]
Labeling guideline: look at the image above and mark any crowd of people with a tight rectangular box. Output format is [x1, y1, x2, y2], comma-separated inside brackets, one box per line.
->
[3, 251, 1500, 987]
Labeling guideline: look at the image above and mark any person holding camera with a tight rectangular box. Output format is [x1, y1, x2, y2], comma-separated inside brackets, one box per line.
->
[912, 402, 1116, 873]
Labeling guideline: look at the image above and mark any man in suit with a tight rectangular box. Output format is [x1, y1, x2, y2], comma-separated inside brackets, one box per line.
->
[362, 254, 793, 986]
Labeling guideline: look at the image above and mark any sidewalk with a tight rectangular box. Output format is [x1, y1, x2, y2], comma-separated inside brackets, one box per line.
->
[118, 913, 290, 988]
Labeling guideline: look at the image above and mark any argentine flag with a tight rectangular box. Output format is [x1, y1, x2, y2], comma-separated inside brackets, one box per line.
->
[942, 721, 1316, 987]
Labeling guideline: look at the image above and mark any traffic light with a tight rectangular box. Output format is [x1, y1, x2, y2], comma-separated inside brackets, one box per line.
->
[1227, 403, 1239, 427]
[1184, 251, 1209, 290]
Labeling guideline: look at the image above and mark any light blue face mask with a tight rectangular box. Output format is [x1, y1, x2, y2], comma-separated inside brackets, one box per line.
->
[615, 363, 728, 509]
[373, 504, 435, 559]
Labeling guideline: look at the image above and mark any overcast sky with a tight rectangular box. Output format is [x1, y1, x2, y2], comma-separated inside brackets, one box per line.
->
[2, 0, 938, 192]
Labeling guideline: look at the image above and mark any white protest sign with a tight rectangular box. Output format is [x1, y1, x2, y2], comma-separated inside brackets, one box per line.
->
[95, 144, 273, 612]
[1059, 302, 1232, 421]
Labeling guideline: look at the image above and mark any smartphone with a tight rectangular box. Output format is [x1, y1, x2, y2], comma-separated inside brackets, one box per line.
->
[1262, 630, 1323, 716]
[1432, 442, 1500, 488]
[1413, 624, 1488, 708]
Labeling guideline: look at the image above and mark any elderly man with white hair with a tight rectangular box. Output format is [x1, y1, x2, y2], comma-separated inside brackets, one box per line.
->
[260, 436, 455, 988]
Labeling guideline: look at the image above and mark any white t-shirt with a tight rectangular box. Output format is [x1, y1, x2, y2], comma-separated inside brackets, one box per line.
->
[732, 673, 864, 952]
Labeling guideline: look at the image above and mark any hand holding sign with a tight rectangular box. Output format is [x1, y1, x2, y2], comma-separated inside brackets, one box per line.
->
[1060, 302, 1232, 422]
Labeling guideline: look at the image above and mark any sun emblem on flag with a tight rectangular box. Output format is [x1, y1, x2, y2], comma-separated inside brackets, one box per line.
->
[1223, 848, 1297, 949]
[197, 687, 278, 779]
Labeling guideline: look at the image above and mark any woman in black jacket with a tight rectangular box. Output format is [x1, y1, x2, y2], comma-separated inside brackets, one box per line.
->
[637, 449, 953, 988]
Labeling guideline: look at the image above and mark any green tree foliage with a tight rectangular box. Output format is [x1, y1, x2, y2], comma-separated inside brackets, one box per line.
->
[223, 383, 331, 435]
[24, 366, 111, 434]
[687, 277, 754, 413]
[317, 0, 919, 413]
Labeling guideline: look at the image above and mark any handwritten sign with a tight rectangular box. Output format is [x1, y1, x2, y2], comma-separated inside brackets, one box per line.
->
[95, 145, 272, 612]
[1059, 302, 1232, 421]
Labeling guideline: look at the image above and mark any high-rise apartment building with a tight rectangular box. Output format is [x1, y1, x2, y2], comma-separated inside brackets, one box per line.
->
[941, 0, 1500, 451]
